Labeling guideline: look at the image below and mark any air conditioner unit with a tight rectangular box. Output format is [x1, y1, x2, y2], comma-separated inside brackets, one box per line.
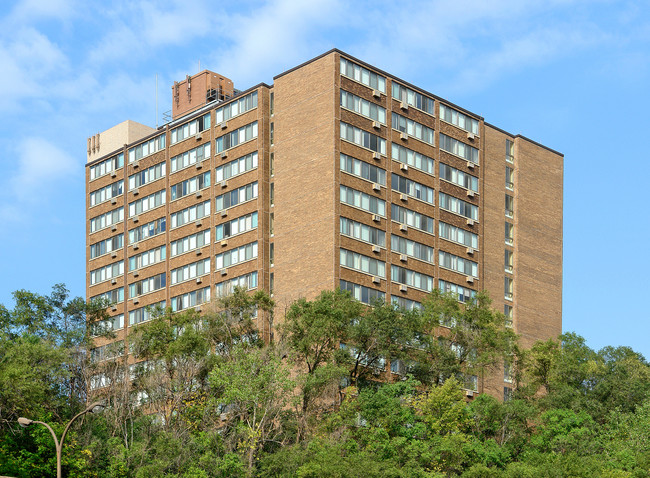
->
[195, 220, 202, 227]
[195, 133, 202, 141]
[221, 210, 228, 218]
[372, 276, 381, 284]
[132, 188, 139, 196]
[111, 198, 117, 205]
[400, 163, 408, 171]
[400, 102, 408, 110]
[372, 89, 381, 98]
[400, 193, 407, 202]
[220, 122, 228, 129]
[195, 191, 202, 198]
[111, 305, 117, 312]
[133, 271, 139, 278]
[372, 182, 381, 191]
[111, 279, 117, 285]
[466, 276, 474, 283]
[399, 284, 407, 292]
[466, 390, 474, 397]
[400, 132, 408, 141]
[195, 306, 201, 313]
[467, 190, 475, 198]
[400, 223, 408, 232]
[220, 240, 228, 247]
[111, 252, 117, 259]
[132, 242, 139, 250]
[467, 132, 475, 141]
[372, 152, 381, 160]
[133, 298, 139, 305]
[372, 121, 380, 129]
[195, 162, 202, 170]
[372, 245, 380, 253]
[195, 249, 202, 255]
[196, 277, 202, 284]
[133, 215, 139, 223]
[467, 161, 475, 169]
[399, 253, 408, 262]
[110, 171, 117, 178]
[220, 180, 228, 188]
[111, 225, 117, 232]
[133, 161, 140, 169]
[466, 218, 475, 226]
[466, 247, 474, 255]
[372, 214, 381, 222]
[221, 151, 228, 159]
[220, 269, 227, 276]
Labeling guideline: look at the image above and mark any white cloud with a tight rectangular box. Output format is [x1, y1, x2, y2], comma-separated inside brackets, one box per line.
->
[7, 0, 78, 23]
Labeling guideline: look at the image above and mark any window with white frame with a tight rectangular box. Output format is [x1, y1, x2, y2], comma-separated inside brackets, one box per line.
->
[439, 279, 475, 303]
[340, 57, 386, 92]
[91, 314, 124, 336]
[215, 121, 258, 153]
[170, 171, 210, 200]
[128, 190, 165, 217]
[340, 280, 385, 305]
[439, 133, 479, 164]
[391, 235, 433, 263]
[439, 222, 478, 249]
[439, 192, 478, 220]
[340, 185, 386, 216]
[129, 301, 166, 326]
[215, 241, 258, 269]
[215, 91, 258, 123]
[90, 153, 124, 181]
[391, 144, 435, 175]
[129, 162, 165, 190]
[171, 230, 210, 257]
[90, 180, 123, 207]
[340, 154, 386, 185]
[170, 200, 211, 228]
[171, 287, 210, 312]
[391, 204, 434, 233]
[90, 207, 124, 233]
[130, 273, 166, 297]
[340, 217, 385, 247]
[90, 287, 124, 305]
[215, 271, 258, 297]
[439, 163, 478, 192]
[216, 211, 258, 240]
[391, 265, 433, 291]
[340, 90, 386, 123]
[439, 251, 478, 278]
[170, 143, 211, 172]
[90, 234, 124, 259]
[170, 113, 210, 145]
[392, 113, 435, 145]
[215, 182, 258, 211]
[128, 134, 165, 162]
[391, 173, 434, 204]
[392, 83, 435, 115]
[340, 249, 385, 277]
[439, 104, 479, 134]
[90, 261, 124, 285]
[340, 122, 386, 154]
[129, 245, 166, 271]
[216, 152, 258, 182]
[170, 258, 210, 285]
[129, 217, 166, 243]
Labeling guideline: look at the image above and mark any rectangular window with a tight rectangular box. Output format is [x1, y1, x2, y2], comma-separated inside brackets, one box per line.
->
[170, 143, 211, 173]
[270, 243, 274, 266]
[505, 277, 513, 300]
[170, 200, 210, 229]
[504, 305, 513, 328]
[130, 273, 166, 297]
[391, 265, 433, 291]
[171, 287, 210, 312]
[216, 152, 258, 182]
[391, 235, 434, 263]
[505, 222, 514, 245]
[215, 271, 258, 297]
[439, 192, 478, 220]
[129, 217, 166, 243]
[439, 251, 478, 278]
[439, 133, 479, 164]
[170, 113, 210, 145]
[505, 250, 513, 273]
[215, 91, 258, 124]
[129, 300, 166, 326]
[128, 190, 165, 217]
[270, 183, 274, 206]
[216, 241, 258, 269]
[270, 92, 274, 115]
[90, 207, 124, 233]
[391, 173, 434, 204]
[506, 166, 514, 190]
[90, 234, 124, 259]
[340, 90, 387, 123]
[270, 152, 274, 176]
[90, 287, 124, 305]
[505, 194, 514, 218]
[128, 134, 165, 162]
[340, 249, 385, 277]
[504, 359, 514, 383]
[340, 217, 385, 247]
[171, 230, 210, 257]
[129, 245, 166, 271]
[340, 279, 385, 304]
[170, 171, 211, 201]
[90, 341, 124, 363]
[340, 154, 386, 185]
[215, 182, 258, 211]
[340, 185, 386, 216]
[392, 112, 435, 145]
[216, 211, 258, 240]
[439, 279, 475, 303]
[89, 180, 124, 207]
[91, 314, 124, 336]
[90, 261, 124, 285]
[340, 57, 386, 92]
[90, 153, 124, 181]
[215, 121, 258, 153]
[439, 163, 478, 192]
[391, 204, 434, 233]
[439, 104, 479, 134]
[391, 296, 422, 310]
[506, 139, 514, 163]
[170, 258, 210, 285]
[392, 83, 435, 115]
[340, 122, 386, 154]
[391, 144, 434, 175]
[439, 222, 478, 249]
[129, 162, 165, 190]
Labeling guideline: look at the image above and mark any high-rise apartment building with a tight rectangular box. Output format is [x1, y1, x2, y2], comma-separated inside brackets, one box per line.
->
[86, 49, 563, 397]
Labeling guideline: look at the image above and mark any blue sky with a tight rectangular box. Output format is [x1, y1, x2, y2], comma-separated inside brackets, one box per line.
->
[0, 0, 648, 357]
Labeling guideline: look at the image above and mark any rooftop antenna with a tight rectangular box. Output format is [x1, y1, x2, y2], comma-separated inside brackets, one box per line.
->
[155, 74, 158, 128]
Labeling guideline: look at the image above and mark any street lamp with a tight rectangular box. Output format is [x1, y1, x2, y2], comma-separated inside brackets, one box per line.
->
[18, 402, 103, 478]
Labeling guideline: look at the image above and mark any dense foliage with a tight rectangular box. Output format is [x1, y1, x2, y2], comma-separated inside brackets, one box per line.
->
[1, 285, 649, 477]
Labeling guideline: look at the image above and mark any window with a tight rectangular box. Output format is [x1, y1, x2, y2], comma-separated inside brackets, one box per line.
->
[439, 251, 478, 278]
[171, 230, 210, 257]
[340, 57, 386, 92]
[340, 217, 385, 247]
[130, 273, 166, 297]
[215, 121, 258, 153]
[506, 139, 514, 163]
[171, 287, 210, 312]
[91, 314, 124, 336]
[270, 183, 274, 206]
[504, 305, 513, 328]
[270, 92, 274, 115]
[215, 271, 258, 297]
[340, 154, 386, 185]
[89, 180, 123, 207]
[391, 235, 433, 263]
[91, 341, 124, 363]
[90, 234, 124, 259]
[340, 90, 387, 123]
[270, 152, 274, 176]
[391, 296, 422, 310]
[505, 250, 513, 273]
[505, 194, 514, 218]
[90, 153, 124, 181]
[505, 277, 513, 300]
[439, 221, 478, 249]
[216, 241, 258, 269]
[391, 204, 434, 233]
[505, 222, 514, 245]
[215, 91, 258, 123]
[270, 243, 274, 266]
[170, 113, 210, 144]
[216, 152, 258, 182]
[90, 207, 124, 233]
[391, 265, 433, 291]
[439, 192, 478, 220]
[439, 104, 479, 134]
[129, 217, 166, 243]
[129, 300, 166, 326]
[391, 173, 434, 204]
[128, 134, 165, 162]
[340, 249, 385, 277]
[439, 163, 478, 192]
[506, 166, 514, 190]
[215, 182, 258, 211]
[270, 122, 274, 145]
[129, 162, 165, 190]
[170, 201, 210, 229]
[439, 280, 475, 303]
[392, 83, 435, 115]
[462, 374, 479, 392]
[340, 185, 386, 216]
[439, 133, 479, 164]
[504, 359, 514, 383]
[90, 261, 124, 285]
[340, 122, 386, 154]
[90, 287, 124, 305]
[270, 272, 274, 294]
[128, 190, 165, 217]
[171, 143, 211, 172]
[392, 112, 435, 145]
[129, 245, 166, 271]
[216, 211, 258, 240]
[391, 144, 434, 175]
[504, 387, 512, 402]
[270, 212, 274, 235]
[170, 171, 210, 200]
[170, 258, 210, 285]
[340, 280, 385, 304]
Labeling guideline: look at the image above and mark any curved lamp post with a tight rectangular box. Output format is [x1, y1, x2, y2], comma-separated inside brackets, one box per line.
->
[18, 402, 103, 478]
